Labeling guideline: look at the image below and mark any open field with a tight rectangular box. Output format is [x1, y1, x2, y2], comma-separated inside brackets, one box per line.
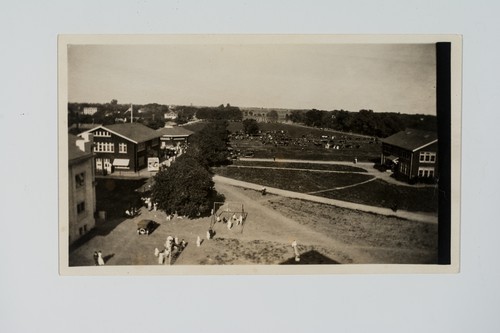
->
[213, 161, 438, 213]
[232, 160, 367, 172]
[213, 166, 374, 193]
[183, 121, 382, 162]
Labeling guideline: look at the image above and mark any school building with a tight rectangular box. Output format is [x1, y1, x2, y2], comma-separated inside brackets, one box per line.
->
[380, 129, 438, 182]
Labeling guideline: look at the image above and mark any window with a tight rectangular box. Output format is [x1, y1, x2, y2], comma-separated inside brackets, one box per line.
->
[94, 142, 115, 153]
[119, 143, 127, 153]
[77, 201, 85, 214]
[94, 130, 111, 137]
[418, 167, 435, 177]
[419, 151, 436, 163]
[96, 158, 103, 170]
[75, 172, 85, 188]
[399, 162, 408, 175]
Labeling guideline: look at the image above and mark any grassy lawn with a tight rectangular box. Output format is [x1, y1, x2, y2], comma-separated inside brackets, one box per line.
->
[213, 166, 373, 192]
[214, 166, 438, 213]
[266, 197, 438, 263]
[232, 160, 367, 172]
[316, 179, 439, 213]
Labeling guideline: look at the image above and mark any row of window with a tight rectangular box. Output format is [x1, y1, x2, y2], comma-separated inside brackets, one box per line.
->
[94, 130, 111, 137]
[418, 167, 435, 177]
[93, 139, 159, 153]
[93, 142, 129, 153]
[399, 162, 409, 175]
[419, 151, 436, 163]
[94, 142, 115, 153]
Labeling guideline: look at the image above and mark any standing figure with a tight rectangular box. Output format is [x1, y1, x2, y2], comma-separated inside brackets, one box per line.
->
[227, 219, 233, 230]
[291, 240, 300, 262]
[158, 251, 164, 265]
[97, 251, 105, 266]
[196, 236, 201, 247]
[93, 251, 99, 266]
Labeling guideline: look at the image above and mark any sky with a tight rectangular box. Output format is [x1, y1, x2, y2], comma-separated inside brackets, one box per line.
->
[68, 43, 436, 115]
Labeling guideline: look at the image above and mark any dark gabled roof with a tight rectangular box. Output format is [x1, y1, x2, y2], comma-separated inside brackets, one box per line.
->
[68, 134, 92, 162]
[381, 129, 438, 151]
[99, 123, 162, 143]
[157, 127, 194, 137]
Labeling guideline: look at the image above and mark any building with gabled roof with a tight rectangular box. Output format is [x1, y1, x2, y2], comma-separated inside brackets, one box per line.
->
[78, 123, 162, 174]
[156, 126, 193, 154]
[381, 129, 438, 182]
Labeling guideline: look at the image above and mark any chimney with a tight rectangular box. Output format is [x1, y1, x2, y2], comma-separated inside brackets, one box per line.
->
[76, 133, 94, 153]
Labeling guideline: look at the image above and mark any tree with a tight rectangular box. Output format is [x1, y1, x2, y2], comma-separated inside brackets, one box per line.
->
[304, 109, 323, 127]
[289, 110, 305, 123]
[151, 155, 217, 217]
[185, 121, 230, 168]
[267, 110, 279, 122]
[243, 119, 259, 135]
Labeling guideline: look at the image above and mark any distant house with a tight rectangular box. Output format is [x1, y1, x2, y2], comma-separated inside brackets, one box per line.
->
[157, 126, 193, 150]
[68, 134, 96, 244]
[381, 129, 438, 182]
[79, 123, 162, 175]
[163, 110, 177, 120]
[83, 106, 98, 115]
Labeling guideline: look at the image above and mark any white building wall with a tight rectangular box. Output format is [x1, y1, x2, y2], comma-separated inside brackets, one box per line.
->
[68, 157, 96, 245]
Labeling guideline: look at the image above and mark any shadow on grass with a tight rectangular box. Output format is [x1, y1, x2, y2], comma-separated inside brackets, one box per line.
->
[103, 253, 115, 263]
[280, 250, 339, 265]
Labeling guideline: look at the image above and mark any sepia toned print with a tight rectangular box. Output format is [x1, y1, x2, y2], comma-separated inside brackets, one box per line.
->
[59, 35, 461, 275]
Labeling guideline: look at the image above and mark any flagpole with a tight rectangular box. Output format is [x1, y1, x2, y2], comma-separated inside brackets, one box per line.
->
[131, 104, 133, 123]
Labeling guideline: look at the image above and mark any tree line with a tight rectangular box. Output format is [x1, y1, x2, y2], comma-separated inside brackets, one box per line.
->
[287, 109, 437, 138]
[68, 101, 167, 129]
[69, 101, 243, 128]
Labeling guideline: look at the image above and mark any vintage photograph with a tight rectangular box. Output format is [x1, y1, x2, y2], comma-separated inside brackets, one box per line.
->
[59, 35, 461, 274]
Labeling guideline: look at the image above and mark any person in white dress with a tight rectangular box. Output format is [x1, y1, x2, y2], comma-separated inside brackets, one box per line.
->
[97, 251, 105, 266]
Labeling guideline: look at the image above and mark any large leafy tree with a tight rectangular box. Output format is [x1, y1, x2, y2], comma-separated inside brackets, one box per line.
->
[151, 155, 216, 218]
[185, 121, 230, 167]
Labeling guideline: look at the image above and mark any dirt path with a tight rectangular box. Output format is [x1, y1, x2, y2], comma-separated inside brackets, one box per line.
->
[203, 181, 377, 263]
[214, 175, 438, 224]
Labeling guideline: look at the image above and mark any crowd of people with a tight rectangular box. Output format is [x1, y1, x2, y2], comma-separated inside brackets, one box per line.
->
[154, 235, 187, 265]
